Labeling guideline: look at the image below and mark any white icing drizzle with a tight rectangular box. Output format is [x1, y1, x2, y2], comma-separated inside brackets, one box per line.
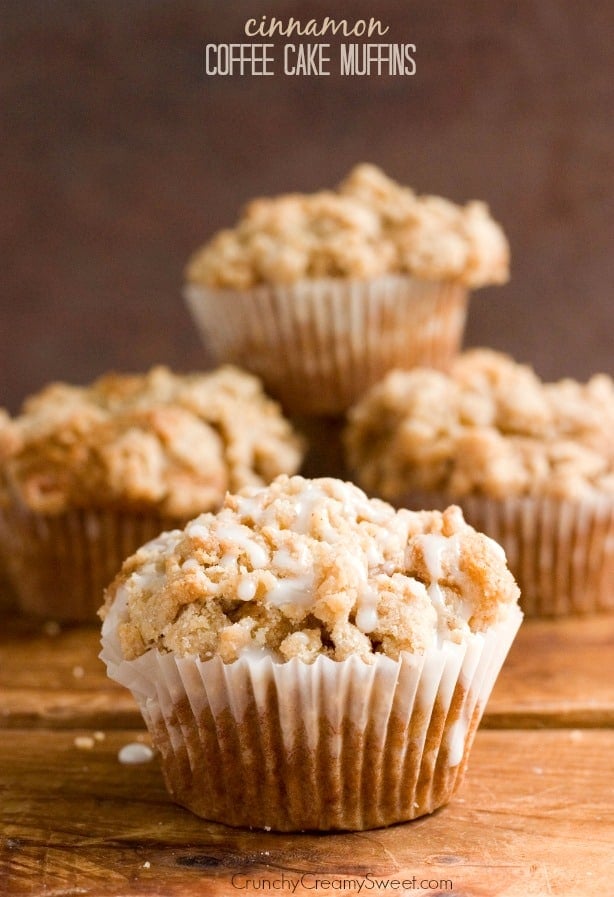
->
[291, 483, 331, 534]
[272, 546, 309, 576]
[233, 493, 266, 522]
[215, 523, 269, 569]
[185, 522, 210, 540]
[237, 577, 257, 601]
[419, 534, 447, 609]
[328, 552, 380, 635]
[417, 533, 461, 619]
[118, 743, 154, 765]
[355, 583, 379, 634]
[130, 568, 165, 594]
[445, 717, 467, 767]
[181, 558, 201, 574]
[265, 573, 315, 609]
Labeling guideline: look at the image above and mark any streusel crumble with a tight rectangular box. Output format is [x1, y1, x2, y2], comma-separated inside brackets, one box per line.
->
[0, 366, 303, 517]
[185, 164, 509, 290]
[346, 349, 614, 501]
[102, 474, 519, 664]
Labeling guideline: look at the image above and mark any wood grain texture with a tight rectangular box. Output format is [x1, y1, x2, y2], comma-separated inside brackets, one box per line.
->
[487, 614, 614, 728]
[2, 612, 613, 729]
[1, 728, 612, 897]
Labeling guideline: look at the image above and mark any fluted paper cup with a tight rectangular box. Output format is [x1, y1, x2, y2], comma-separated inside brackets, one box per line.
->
[0, 503, 180, 622]
[184, 275, 468, 415]
[397, 492, 614, 617]
[101, 589, 521, 831]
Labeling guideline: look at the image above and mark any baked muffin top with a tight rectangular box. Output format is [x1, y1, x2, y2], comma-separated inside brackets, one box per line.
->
[101, 474, 520, 665]
[346, 349, 614, 501]
[185, 164, 509, 290]
[0, 366, 303, 516]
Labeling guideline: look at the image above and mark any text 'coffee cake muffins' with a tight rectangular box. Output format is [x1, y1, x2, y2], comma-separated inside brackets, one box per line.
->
[345, 349, 614, 616]
[100, 474, 521, 831]
[184, 164, 509, 414]
[0, 366, 303, 621]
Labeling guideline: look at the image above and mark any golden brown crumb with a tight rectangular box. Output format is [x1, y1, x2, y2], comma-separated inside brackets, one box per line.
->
[0, 366, 303, 516]
[185, 164, 509, 290]
[102, 475, 519, 664]
[345, 349, 614, 501]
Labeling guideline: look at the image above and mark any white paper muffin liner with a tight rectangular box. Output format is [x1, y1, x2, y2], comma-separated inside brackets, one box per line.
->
[101, 590, 521, 831]
[0, 503, 180, 621]
[184, 275, 468, 415]
[397, 492, 614, 617]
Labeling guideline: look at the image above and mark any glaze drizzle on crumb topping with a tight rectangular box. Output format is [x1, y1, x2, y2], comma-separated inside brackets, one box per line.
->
[102, 475, 520, 664]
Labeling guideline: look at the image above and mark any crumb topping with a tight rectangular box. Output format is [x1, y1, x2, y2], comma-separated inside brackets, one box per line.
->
[185, 164, 509, 290]
[345, 349, 614, 501]
[101, 474, 520, 664]
[0, 366, 303, 516]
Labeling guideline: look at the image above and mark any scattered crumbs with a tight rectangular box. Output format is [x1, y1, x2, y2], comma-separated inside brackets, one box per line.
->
[72, 665, 85, 679]
[143, 861, 151, 869]
[532, 767, 543, 775]
[93, 731, 106, 742]
[74, 736, 95, 751]
[569, 730, 584, 742]
[118, 743, 154, 765]
[42, 621, 61, 637]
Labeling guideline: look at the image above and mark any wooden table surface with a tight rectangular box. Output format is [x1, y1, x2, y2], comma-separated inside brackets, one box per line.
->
[1, 605, 613, 897]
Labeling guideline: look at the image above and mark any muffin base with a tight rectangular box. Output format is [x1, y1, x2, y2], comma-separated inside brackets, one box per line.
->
[184, 275, 468, 415]
[101, 599, 521, 831]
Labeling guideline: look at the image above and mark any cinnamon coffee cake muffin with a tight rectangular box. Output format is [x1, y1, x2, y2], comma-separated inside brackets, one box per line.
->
[0, 366, 303, 620]
[346, 349, 614, 615]
[100, 474, 521, 831]
[184, 164, 509, 414]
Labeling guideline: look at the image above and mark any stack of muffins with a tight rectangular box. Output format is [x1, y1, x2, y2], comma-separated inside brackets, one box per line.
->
[2, 164, 612, 832]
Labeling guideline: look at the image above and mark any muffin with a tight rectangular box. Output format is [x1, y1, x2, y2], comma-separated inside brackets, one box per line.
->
[0, 366, 303, 621]
[184, 164, 509, 415]
[100, 474, 521, 831]
[345, 349, 614, 616]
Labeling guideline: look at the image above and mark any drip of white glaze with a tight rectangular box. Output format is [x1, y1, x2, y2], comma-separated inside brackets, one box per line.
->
[215, 523, 269, 569]
[265, 573, 315, 609]
[417, 533, 461, 619]
[355, 583, 379, 634]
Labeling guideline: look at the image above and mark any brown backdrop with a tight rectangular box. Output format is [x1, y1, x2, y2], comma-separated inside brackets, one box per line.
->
[2, 0, 613, 413]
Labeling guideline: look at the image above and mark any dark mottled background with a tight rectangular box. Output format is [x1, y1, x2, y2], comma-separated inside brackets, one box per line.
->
[2, 0, 613, 413]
